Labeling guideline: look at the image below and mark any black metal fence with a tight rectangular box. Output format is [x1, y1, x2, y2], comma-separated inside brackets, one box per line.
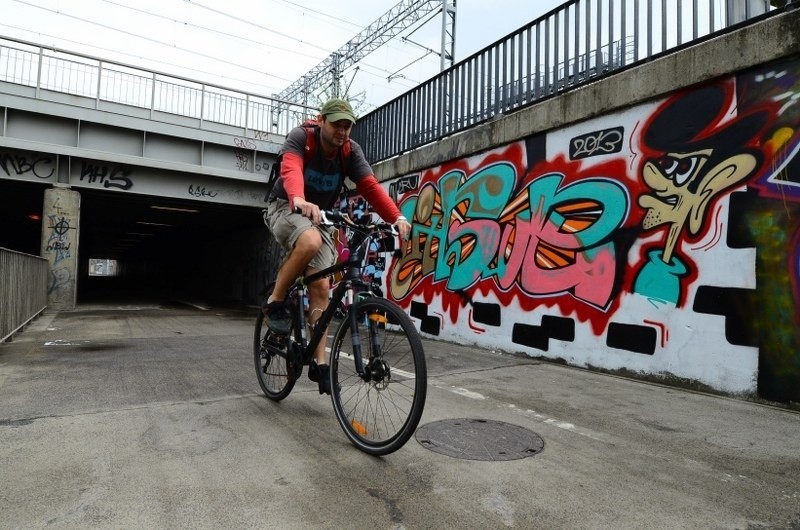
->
[352, 0, 793, 164]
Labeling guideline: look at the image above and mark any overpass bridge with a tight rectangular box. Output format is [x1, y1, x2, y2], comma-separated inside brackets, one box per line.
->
[0, 35, 319, 310]
[2, 2, 800, 404]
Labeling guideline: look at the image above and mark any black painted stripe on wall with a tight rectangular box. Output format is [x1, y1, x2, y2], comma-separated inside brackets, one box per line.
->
[512, 316, 575, 352]
[606, 322, 656, 355]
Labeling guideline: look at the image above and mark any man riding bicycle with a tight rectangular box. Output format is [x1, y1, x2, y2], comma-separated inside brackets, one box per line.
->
[263, 98, 411, 395]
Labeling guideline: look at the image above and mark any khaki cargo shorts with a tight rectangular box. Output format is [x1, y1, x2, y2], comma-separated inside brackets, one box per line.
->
[266, 197, 336, 272]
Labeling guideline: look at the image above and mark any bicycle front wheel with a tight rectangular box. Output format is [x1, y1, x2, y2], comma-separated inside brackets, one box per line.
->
[330, 297, 427, 455]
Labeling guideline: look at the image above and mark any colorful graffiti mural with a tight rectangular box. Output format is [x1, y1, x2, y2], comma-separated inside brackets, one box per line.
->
[378, 57, 800, 402]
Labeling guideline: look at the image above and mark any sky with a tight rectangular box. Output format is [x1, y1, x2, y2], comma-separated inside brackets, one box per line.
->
[0, 0, 564, 112]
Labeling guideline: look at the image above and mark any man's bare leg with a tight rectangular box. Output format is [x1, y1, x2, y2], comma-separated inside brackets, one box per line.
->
[269, 229, 322, 304]
[307, 276, 331, 365]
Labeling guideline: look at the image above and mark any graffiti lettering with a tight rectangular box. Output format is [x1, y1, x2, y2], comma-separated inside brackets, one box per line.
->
[188, 184, 218, 198]
[254, 161, 273, 174]
[48, 266, 73, 295]
[253, 130, 269, 141]
[392, 166, 628, 309]
[234, 150, 250, 171]
[570, 127, 624, 159]
[46, 215, 72, 264]
[234, 137, 257, 149]
[0, 153, 55, 179]
[234, 137, 256, 172]
[46, 241, 71, 252]
[79, 162, 133, 190]
[389, 174, 420, 202]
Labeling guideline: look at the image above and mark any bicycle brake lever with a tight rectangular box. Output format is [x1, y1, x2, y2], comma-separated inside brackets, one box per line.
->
[321, 209, 353, 226]
[319, 210, 332, 226]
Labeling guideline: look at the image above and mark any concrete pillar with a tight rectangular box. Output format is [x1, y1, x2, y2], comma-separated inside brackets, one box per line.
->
[41, 185, 81, 310]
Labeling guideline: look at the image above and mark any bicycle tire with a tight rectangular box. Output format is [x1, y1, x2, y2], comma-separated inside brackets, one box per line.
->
[254, 286, 296, 401]
[329, 297, 427, 455]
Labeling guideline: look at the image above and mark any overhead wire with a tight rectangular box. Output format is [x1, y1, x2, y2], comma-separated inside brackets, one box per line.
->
[10, 0, 297, 84]
[6, 0, 443, 103]
[101, 0, 324, 63]
[183, 0, 434, 86]
[182, 0, 333, 54]
[0, 22, 284, 93]
[272, 0, 362, 29]
[263, 1, 440, 101]
[354, 62, 421, 87]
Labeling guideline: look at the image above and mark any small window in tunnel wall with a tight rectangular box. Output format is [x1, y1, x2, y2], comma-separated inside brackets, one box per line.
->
[88, 258, 119, 277]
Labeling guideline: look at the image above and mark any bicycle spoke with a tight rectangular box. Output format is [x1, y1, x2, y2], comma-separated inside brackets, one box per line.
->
[254, 293, 296, 401]
[330, 298, 426, 455]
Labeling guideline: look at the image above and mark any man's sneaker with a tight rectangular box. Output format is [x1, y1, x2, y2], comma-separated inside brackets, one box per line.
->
[309, 360, 332, 395]
[264, 300, 292, 336]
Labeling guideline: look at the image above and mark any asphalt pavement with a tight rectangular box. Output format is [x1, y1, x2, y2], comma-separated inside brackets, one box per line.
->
[1, 302, 799, 529]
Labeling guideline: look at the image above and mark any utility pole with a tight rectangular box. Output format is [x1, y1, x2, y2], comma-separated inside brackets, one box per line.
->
[440, 0, 456, 71]
[331, 53, 341, 98]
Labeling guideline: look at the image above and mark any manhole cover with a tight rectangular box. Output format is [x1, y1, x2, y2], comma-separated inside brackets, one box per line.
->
[415, 418, 544, 461]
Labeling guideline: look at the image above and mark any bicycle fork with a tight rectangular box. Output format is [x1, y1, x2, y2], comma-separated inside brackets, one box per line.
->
[347, 286, 387, 384]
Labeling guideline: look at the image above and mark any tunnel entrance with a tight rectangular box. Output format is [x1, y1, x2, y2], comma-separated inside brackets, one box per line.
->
[0, 179, 46, 257]
[77, 188, 269, 307]
[0, 178, 272, 308]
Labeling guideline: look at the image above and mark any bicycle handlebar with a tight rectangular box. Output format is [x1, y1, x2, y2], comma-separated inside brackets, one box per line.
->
[293, 207, 396, 233]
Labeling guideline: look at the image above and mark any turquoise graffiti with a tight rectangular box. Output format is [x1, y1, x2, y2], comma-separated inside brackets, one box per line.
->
[391, 162, 629, 310]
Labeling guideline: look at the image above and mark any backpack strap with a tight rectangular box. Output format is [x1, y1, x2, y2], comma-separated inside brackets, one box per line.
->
[263, 153, 281, 203]
[341, 138, 351, 164]
[303, 125, 316, 167]
[263, 124, 314, 204]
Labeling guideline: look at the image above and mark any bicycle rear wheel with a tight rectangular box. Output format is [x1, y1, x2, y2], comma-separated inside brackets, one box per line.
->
[330, 297, 427, 455]
[254, 289, 296, 401]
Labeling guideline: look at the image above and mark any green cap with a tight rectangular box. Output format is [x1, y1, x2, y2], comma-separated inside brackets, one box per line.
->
[320, 98, 357, 124]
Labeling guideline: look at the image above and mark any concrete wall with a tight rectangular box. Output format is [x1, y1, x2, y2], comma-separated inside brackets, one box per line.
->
[372, 9, 800, 403]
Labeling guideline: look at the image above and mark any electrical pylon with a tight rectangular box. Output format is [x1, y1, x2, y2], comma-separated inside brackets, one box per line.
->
[275, 0, 456, 105]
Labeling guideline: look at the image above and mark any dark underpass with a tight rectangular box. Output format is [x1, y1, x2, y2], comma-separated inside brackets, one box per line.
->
[1, 178, 271, 307]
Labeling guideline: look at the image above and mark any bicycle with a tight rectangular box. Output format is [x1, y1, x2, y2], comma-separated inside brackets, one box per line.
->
[254, 209, 427, 456]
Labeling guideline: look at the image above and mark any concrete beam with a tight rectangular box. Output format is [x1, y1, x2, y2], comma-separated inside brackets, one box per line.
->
[0, 87, 286, 152]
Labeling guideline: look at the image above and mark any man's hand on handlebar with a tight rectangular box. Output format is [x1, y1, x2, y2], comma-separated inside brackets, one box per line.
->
[293, 197, 322, 225]
[292, 200, 411, 240]
[394, 216, 411, 240]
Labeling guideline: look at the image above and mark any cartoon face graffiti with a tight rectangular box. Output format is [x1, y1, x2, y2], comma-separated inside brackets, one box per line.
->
[639, 83, 767, 264]
[639, 148, 761, 262]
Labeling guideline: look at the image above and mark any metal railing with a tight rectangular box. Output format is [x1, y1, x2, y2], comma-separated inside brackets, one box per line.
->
[352, 0, 793, 163]
[0, 37, 317, 137]
[1, 248, 48, 342]
[0, 1, 794, 159]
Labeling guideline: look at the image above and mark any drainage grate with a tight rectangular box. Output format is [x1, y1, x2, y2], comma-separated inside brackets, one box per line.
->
[415, 418, 544, 461]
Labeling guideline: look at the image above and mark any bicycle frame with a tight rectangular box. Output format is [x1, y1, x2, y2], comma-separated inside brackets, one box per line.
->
[256, 209, 426, 455]
[285, 217, 388, 380]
